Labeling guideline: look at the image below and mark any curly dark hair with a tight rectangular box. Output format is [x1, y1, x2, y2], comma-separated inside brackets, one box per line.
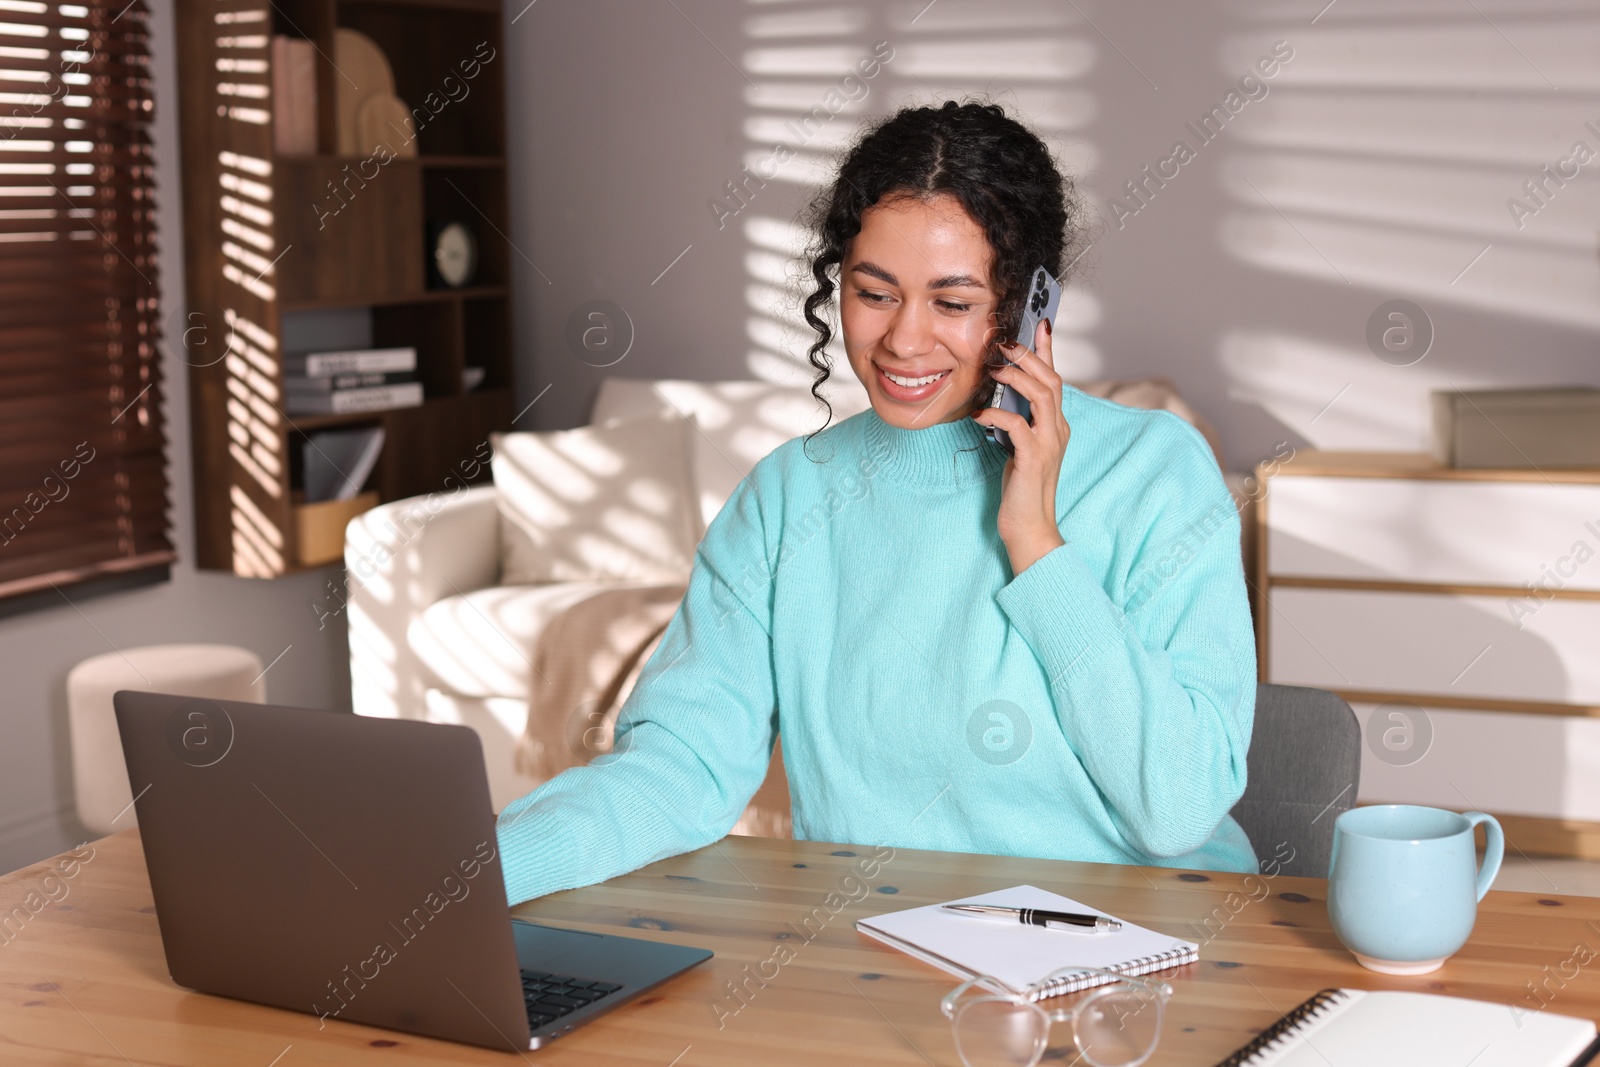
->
[798, 98, 1081, 447]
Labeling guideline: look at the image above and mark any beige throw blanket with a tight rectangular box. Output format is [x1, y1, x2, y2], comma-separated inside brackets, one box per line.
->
[516, 580, 795, 838]
[515, 583, 687, 782]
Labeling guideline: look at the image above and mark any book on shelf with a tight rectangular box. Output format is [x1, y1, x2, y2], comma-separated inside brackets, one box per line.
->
[283, 347, 417, 378]
[283, 370, 415, 395]
[270, 36, 317, 156]
[284, 382, 423, 415]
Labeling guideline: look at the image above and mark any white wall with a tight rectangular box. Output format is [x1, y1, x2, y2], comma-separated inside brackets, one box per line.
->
[0, 0, 351, 873]
[506, 0, 1600, 474]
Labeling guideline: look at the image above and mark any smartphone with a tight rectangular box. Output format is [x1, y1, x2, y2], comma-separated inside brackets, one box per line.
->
[983, 265, 1062, 457]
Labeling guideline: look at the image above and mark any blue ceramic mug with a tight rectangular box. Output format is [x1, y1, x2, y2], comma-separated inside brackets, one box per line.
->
[1327, 805, 1504, 975]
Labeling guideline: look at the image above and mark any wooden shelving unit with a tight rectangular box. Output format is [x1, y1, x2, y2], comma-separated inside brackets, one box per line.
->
[173, 0, 512, 576]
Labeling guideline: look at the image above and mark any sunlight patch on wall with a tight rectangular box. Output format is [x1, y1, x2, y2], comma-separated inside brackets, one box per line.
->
[1220, 152, 1600, 251]
[1224, 15, 1600, 92]
[1216, 5, 1600, 460]
[1220, 330, 1497, 451]
[890, 39, 1094, 82]
[1221, 209, 1600, 331]
[745, 8, 868, 38]
[1238, 92, 1600, 167]
[739, 0, 1102, 392]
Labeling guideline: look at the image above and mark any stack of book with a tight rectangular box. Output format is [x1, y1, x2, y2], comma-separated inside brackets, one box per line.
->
[283, 347, 423, 415]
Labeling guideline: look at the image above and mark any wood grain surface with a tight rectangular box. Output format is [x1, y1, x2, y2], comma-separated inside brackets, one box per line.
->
[3, 831, 1597, 1065]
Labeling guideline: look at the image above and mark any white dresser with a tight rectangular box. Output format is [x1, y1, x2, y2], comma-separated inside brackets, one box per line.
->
[1255, 451, 1600, 858]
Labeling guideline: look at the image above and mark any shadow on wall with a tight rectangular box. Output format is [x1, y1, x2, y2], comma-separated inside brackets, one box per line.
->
[729, 1, 1104, 395]
[1215, 1, 1600, 453]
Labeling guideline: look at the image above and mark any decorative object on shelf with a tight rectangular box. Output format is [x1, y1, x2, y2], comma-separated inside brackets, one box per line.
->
[284, 347, 422, 414]
[270, 36, 317, 155]
[428, 220, 479, 288]
[1431, 386, 1600, 469]
[462, 366, 487, 392]
[334, 29, 413, 156]
[355, 93, 417, 159]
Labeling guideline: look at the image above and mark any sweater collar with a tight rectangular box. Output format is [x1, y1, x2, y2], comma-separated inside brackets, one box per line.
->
[860, 406, 1008, 490]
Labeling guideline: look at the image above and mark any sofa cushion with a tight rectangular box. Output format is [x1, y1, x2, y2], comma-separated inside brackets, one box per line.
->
[592, 377, 872, 533]
[410, 581, 640, 700]
[491, 410, 702, 585]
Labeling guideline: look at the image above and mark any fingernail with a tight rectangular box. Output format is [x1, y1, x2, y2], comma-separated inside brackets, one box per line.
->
[1044, 319, 1052, 336]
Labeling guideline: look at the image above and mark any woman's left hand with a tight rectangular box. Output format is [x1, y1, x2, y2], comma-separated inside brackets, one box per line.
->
[973, 318, 1070, 576]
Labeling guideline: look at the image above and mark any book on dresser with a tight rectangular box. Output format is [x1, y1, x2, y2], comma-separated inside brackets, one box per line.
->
[282, 347, 422, 415]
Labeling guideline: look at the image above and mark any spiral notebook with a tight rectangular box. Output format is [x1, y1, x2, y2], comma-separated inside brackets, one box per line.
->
[854, 885, 1197, 1000]
[1214, 988, 1600, 1067]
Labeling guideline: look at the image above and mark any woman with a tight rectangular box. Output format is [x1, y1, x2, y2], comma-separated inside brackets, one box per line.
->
[496, 101, 1257, 905]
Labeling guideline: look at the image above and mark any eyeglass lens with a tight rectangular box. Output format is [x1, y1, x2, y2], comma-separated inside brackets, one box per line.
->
[952, 998, 1047, 1067]
[1074, 985, 1164, 1067]
[953, 985, 1164, 1067]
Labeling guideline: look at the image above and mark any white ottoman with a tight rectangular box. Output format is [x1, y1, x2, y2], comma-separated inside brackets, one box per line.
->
[67, 644, 267, 835]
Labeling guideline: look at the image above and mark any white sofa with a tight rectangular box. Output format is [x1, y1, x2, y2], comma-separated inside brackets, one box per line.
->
[345, 376, 871, 813]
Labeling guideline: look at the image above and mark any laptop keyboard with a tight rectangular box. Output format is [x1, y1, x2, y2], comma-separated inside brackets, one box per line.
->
[521, 969, 624, 1029]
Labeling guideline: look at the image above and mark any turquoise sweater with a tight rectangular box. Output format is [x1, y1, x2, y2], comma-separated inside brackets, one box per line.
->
[496, 387, 1258, 904]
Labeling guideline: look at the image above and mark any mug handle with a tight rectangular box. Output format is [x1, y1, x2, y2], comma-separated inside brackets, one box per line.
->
[1464, 811, 1504, 902]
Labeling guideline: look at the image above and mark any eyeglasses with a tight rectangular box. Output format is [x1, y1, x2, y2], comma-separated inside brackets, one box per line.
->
[940, 966, 1173, 1067]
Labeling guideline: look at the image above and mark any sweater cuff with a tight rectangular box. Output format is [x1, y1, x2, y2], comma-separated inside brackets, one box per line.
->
[994, 542, 1127, 685]
[494, 770, 692, 906]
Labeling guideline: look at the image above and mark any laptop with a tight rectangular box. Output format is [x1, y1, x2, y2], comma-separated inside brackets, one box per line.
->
[113, 689, 712, 1051]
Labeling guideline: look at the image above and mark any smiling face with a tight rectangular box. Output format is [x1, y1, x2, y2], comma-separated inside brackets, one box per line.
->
[840, 193, 1003, 429]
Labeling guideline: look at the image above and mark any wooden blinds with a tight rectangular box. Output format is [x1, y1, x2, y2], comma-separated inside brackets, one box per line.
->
[0, 0, 172, 601]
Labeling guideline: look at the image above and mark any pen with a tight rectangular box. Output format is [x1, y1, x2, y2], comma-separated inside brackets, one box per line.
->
[943, 904, 1123, 933]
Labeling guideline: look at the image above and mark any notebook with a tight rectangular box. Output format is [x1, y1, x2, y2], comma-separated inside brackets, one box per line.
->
[854, 884, 1197, 1000]
[1214, 988, 1600, 1067]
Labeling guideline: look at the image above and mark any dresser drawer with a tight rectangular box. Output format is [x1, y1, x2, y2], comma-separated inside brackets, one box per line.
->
[1266, 587, 1600, 705]
[1267, 476, 1600, 590]
[1352, 702, 1600, 821]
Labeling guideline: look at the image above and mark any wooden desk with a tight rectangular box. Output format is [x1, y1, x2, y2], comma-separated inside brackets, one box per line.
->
[4, 831, 1597, 1065]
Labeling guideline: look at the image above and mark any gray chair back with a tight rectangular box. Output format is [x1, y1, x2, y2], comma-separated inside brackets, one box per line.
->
[1228, 683, 1361, 878]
